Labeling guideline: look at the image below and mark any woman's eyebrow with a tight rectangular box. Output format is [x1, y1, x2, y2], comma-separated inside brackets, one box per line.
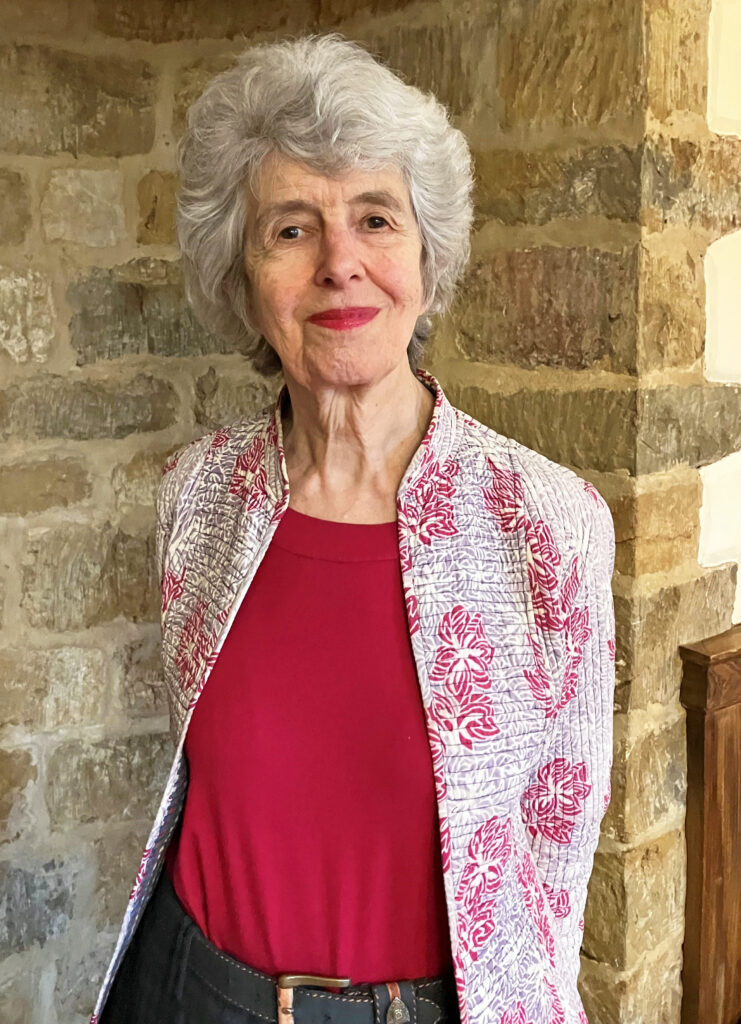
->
[255, 190, 406, 235]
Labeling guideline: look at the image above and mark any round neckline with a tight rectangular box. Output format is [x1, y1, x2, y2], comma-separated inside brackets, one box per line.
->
[271, 506, 400, 562]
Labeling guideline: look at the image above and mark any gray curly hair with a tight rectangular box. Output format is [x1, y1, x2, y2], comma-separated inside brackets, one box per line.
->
[176, 33, 474, 376]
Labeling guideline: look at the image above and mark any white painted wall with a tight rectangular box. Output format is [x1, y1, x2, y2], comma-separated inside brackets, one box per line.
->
[701, 0, 741, 624]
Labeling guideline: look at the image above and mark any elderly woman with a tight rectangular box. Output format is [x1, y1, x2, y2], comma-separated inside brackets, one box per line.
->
[93, 33, 616, 1024]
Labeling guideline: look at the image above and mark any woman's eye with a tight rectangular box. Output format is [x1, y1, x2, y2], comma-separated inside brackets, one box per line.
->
[277, 226, 301, 240]
[366, 215, 389, 229]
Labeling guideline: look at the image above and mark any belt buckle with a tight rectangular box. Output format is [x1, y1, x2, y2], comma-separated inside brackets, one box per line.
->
[276, 973, 352, 989]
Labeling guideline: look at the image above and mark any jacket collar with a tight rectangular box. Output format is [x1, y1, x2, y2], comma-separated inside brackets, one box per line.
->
[266, 366, 461, 509]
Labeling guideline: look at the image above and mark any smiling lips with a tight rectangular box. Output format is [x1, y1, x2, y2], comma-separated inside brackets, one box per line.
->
[307, 307, 380, 330]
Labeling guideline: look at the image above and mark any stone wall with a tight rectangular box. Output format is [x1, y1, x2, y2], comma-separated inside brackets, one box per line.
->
[1, 1, 739, 1022]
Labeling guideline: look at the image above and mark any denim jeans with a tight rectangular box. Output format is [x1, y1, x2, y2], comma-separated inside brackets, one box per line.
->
[99, 866, 461, 1024]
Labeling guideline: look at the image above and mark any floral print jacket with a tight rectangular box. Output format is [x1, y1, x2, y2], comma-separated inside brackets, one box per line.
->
[91, 367, 616, 1024]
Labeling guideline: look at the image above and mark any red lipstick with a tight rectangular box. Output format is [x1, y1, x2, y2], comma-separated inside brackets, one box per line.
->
[307, 307, 379, 330]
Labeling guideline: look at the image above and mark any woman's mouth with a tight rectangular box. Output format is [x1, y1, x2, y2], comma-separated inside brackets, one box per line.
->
[307, 307, 380, 330]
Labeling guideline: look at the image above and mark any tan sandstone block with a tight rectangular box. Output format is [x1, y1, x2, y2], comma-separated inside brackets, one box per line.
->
[474, 146, 642, 226]
[66, 258, 233, 363]
[583, 829, 686, 969]
[603, 714, 686, 844]
[0, 971, 33, 1024]
[0, 373, 178, 441]
[0, 169, 31, 245]
[111, 447, 177, 511]
[94, 0, 318, 41]
[363, 19, 496, 118]
[0, 748, 37, 845]
[496, 0, 644, 130]
[609, 471, 702, 578]
[172, 55, 237, 139]
[112, 635, 167, 717]
[453, 245, 638, 374]
[645, 0, 710, 121]
[0, 266, 55, 364]
[0, 647, 109, 732]
[46, 733, 171, 827]
[613, 563, 736, 711]
[0, 459, 90, 515]
[638, 235, 706, 372]
[20, 522, 159, 631]
[41, 169, 126, 247]
[93, 826, 153, 929]
[444, 378, 636, 474]
[643, 133, 741, 239]
[0, 46, 155, 157]
[578, 938, 683, 1024]
[194, 366, 280, 430]
[137, 170, 177, 245]
[0, 0, 71, 37]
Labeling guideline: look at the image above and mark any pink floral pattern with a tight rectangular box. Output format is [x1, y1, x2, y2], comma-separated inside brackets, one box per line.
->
[230, 436, 269, 511]
[161, 565, 186, 614]
[397, 447, 459, 548]
[430, 605, 495, 696]
[500, 1003, 536, 1024]
[517, 853, 557, 966]
[520, 758, 592, 845]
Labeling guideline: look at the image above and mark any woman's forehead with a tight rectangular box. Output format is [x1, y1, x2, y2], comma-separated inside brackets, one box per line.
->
[249, 153, 411, 211]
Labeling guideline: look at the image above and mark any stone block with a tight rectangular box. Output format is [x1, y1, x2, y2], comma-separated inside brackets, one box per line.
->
[444, 378, 636, 474]
[66, 258, 240, 363]
[0, 459, 90, 515]
[445, 377, 741, 476]
[0, 266, 55, 364]
[0, 46, 155, 157]
[0, 971, 33, 1024]
[495, 0, 644, 130]
[0, 0, 71, 37]
[453, 245, 638, 373]
[0, 647, 109, 732]
[319, 0, 415, 23]
[0, 169, 31, 245]
[584, 829, 685, 969]
[363, 19, 496, 118]
[0, 748, 37, 845]
[643, 133, 741, 238]
[645, 0, 710, 121]
[173, 55, 237, 139]
[0, 373, 178, 441]
[609, 470, 701, 578]
[20, 522, 159, 631]
[93, 826, 151, 929]
[41, 169, 126, 247]
[638, 234, 706, 372]
[93, 0, 318, 42]
[194, 366, 279, 430]
[603, 713, 686, 845]
[578, 938, 683, 1024]
[112, 634, 167, 717]
[137, 170, 177, 244]
[46, 733, 171, 827]
[0, 855, 82, 954]
[111, 446, 177, 511]
[55, 935, 115, 1020]
[613, 563, 736, 713]
[474, 145, 642, 225]
[637, 382, 741, 474]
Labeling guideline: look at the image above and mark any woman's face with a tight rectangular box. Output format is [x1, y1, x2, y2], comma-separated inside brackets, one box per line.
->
[243, 152, 427, 392]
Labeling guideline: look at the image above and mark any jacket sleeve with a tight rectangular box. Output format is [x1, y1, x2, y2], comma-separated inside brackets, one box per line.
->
[520, 484, 617, 989]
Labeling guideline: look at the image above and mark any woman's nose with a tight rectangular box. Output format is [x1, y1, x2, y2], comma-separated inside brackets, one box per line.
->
[313, 227, 364, 287]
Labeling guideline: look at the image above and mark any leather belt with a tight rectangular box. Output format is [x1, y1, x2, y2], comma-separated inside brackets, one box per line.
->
[156, 869, 457, 1024]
